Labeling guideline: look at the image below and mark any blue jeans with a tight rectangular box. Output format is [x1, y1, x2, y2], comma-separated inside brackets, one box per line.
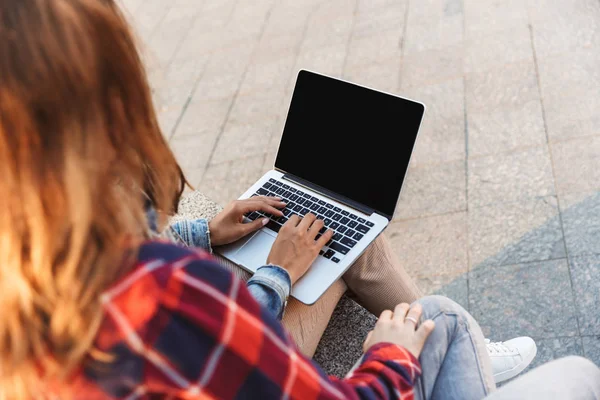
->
[413, 296, 496, 400]
[364, 296, 600, 400]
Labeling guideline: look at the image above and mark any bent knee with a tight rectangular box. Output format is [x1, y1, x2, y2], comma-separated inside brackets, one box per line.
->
[414, 295, 469, 321]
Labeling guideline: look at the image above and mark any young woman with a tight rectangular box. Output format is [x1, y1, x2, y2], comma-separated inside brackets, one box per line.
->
[3, 0, 597, 399]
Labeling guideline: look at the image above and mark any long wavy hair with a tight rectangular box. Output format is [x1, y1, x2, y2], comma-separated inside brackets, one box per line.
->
[0, 0, 185, 397]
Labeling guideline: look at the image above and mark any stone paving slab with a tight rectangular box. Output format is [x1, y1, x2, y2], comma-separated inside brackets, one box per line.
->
[569, 254, 600, 336]
[560, 191, 600, 257]
[396, 160, 466, 219]
[468, 145, 555, 209]
[583, 336, 600, 366]
[122, 0, 600, 373]
[468, 196, 565, 268]
[467, 100, 547, 158]
[469, 259, 579, 339]
[386, 212, 469, 279]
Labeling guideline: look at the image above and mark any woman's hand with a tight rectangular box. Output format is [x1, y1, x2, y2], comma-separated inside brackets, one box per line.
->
[266, 213, 334, 284]
[208, 196, 286, 246]
[363, 303, 435, 358]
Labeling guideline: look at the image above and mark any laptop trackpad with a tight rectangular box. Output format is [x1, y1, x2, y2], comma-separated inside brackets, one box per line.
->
[234, 230, 276, 271]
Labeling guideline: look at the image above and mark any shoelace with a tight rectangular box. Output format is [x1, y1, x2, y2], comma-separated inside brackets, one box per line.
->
[485, 339, 518, 355]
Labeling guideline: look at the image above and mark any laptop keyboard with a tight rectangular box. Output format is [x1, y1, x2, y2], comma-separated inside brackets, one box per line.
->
[246, 178, 375, 263]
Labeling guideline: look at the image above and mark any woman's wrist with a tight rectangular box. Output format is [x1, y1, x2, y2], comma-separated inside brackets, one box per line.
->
[207, 219, 222, 247]
[266, 259, 297, 285]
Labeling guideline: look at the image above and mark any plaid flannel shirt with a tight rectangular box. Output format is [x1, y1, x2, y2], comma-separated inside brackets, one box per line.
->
[66, 241, 421, 399]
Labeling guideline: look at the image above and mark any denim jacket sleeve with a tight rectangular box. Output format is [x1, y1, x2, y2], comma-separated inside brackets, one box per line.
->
[247, 265, 291, 320]
[169, 219, 213, 252]
[168, 218, 290, 319]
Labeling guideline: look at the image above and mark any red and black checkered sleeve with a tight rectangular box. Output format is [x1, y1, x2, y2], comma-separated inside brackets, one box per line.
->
[127, 242, 421, 399]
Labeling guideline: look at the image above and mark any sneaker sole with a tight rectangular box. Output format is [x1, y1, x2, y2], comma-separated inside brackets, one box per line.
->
[493, 345, 538, 384]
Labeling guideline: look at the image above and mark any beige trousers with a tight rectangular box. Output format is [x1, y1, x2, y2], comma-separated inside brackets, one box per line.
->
[215, 234, 423, 357]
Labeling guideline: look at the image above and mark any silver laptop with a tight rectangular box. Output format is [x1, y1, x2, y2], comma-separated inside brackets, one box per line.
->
[217, 70, 425, 305]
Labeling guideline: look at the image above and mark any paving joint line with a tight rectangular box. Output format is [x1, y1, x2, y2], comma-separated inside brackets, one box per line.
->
[166, 0, 210, 140]
[259, 2, 324, 172]
[396, 0, 410, 91]
[528, 22, 582, 338]
[199, 1, 277, 183]
[340, 0, 360, 76]
[460, 0, 471, 312]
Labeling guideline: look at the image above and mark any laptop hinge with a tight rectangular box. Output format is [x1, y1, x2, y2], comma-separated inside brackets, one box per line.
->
[281, 173, 377, 217]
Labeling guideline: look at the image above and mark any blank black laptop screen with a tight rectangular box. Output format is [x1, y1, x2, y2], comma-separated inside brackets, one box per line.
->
[275, 70, 425, 219]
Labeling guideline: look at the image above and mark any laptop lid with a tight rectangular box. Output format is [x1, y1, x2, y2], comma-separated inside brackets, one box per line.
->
[274, 70, 425, 220]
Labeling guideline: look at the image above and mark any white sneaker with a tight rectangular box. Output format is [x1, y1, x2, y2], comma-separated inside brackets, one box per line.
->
[486, 337, 537, 383]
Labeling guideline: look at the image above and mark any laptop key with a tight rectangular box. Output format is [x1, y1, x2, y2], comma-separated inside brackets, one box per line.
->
[348, 220, 358, 228]
[356, 224, 370, 234]
[316, 214, 325, 220]
[324, 218, 332, 226]
[331, 257, 341, 263]
[283, 184, 290, 189]
[287, 202, 296, 209]
[290, 194, 299, 201]
[334, 207, 342, 212]
[333, 233, 343, 241]
[257, 188, 269, 195]
[341, 210, 349, 216]
[319, 250, 325, 256]
[353, 232, 364, 241]
[318, 200, 326, 206]
[329, 242, 350, 255]
[311, 196, 319, 202]
[366, 221, 375, 227]
[269, 178, 277, 183]
[310, 203, 320, 211]
[263, 182, 273, 190]
[325, 210, 334, 218]
[248, 212, 260, 221]
[340, 236, 357, 248]
[358, 217, 366, 223]
[330, 222, 340, 230]
[301, 208, 310, 215]
[318, 206, 327, 214]
[293, 205, 303, 212]
[289, 187, 297, 193]
[319, 226, 327, 234]
[332, 213, 342, 221]
[274, 181, 283, 186]
[340, 216, 350, 225]
[338, 226, 348, 234]
[283, 190, 292, 198]
[297, 190, 304, 196]
[345, 229, 356, 238]
[324, 250, 335, 259]
[303, 193, 311, 199]
[266, 220, 282, 233]
[283, 209, 292, 217]
[275, 188, 285, 195]
[305, 200, 313, 208]
[297, 197, 306, 205]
